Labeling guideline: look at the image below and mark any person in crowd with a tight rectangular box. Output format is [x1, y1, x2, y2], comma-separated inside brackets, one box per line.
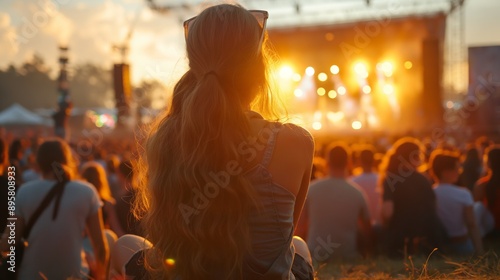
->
[430, 150, 484, 255]
[351, 146, 381, 226]
[81, 161, 121, 278]
[82, 161, 125, 237]
[0, 139, 109, 279]
[20, 136, 42, 182]
[0, 138, 10, 232]
[380, 137, 443, 257]
[21, 150, 41, 183]
[115, 160, 141, 236]
[8, 138, 25, 185]
[93, 148, 107, 170]
[106, 154, 121, 199]
[306, 143, 371, 261]
[111, 4, 315, 279]
[474, 146, 500, 235]
[459, 144, 483, 192]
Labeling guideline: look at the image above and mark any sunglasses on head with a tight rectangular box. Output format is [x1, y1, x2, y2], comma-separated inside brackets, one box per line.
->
[183, 10, 269, 49]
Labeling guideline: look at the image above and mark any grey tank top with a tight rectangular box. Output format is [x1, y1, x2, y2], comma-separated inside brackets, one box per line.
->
[243, 122, 297, 280]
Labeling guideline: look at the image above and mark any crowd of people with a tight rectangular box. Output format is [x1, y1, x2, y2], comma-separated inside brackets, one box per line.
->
[0, 135, 142, 279]
[0, 3, 499, 280]
[1, 130, 499, 279]
[297, 136, 499, 262]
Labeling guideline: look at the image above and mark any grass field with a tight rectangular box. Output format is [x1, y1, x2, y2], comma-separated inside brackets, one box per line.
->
[315, 241, 500, 279]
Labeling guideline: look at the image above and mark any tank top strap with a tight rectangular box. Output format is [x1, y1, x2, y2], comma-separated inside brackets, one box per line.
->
[260, 122, 282, 168]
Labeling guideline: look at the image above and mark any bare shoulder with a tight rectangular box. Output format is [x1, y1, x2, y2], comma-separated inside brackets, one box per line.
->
[278, 123, 314, 152]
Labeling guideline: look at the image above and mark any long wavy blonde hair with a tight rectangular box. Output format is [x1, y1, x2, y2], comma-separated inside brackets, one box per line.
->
[134, 4, 277, 279]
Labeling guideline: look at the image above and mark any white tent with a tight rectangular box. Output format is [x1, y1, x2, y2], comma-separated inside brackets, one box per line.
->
[0, 103, 50, 126]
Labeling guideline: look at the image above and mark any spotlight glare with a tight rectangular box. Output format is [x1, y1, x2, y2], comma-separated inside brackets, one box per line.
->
[292, 73, 302, 82]
[330, 65, 340, 75]
[312, 121, 322, 130]
[352, 121, 362, 130]
[354, 62, 369, 78]
[294, 88, 304, 97]
[279, 65, 294, 79]
[404, 61, 413, 70]
[378, 61, 394, 77]
[362, 85, 371, 94]
[306, 66, 315, 76]
[318, 72, 328, 82]
[383, 84, 394, 95]
[328, 90, 337, 99]
[317, 87, 326, 96]
[338, 86, 346, 95]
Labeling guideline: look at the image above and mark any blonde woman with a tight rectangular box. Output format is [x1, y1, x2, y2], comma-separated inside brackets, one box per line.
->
[111, 4, 314, 280]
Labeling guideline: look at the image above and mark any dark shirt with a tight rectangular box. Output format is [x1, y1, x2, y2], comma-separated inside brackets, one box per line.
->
[382, 171, 442, 254]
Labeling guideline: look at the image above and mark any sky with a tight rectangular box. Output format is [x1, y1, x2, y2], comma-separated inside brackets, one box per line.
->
[0, 0, 499, 86]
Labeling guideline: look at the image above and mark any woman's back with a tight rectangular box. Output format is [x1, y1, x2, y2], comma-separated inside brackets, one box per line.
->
[243, 119, 313, 278]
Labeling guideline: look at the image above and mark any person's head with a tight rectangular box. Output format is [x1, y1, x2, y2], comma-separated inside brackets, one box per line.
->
[381, 137, 424, 175]
[359, 146, 375, 172]
[106, 154, 120, 174]
[117, 160, 133, 184]
[476, 136, 492, 155]
[326, 143, 351, 175]
[429, 149, 461, 183]
[134, 5, 272, 279]
[36, 139, 76, 180]
[483, 146, 500, 208]
[81, 161, 114, 203]
[93, 148, 105, 160]
[0, 138, 7, 173]
[182, 4, 269, 111]
[486, 146, 500, 175]
[9, 139, 24, 161]
[463, 144, 481, 165]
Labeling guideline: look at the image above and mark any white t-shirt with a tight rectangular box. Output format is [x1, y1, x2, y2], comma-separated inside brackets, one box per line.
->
[15, 179, 102, 280]
[306, 177, 370, 260]
[351, 172, 381, 225]
[433, 183, 474, 237]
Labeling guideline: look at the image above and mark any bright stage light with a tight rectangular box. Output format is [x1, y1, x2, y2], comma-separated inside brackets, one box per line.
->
[352, 121, 362, 130]
[446, 101, 454, 109]
[354, 62, 368, 78]
[362, 85, 371, 94]
[294, 88, 304, 97]
[383, 84, 394, 95]
[337, 86, 346, 95]
[327, 111, 344, 123]
[404, 61, 413, 70]
[318, 72, 328, 82]
[279, 65, 294, 79]
[292, 73, 302, 82]
[317, 87, 326, 96]
[330, 65, 340, 75]
[306, 66, 315, 76]
[378, 61, 393, 77]
[312, 121, 322, 130]
[328, 90, 337, 99]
